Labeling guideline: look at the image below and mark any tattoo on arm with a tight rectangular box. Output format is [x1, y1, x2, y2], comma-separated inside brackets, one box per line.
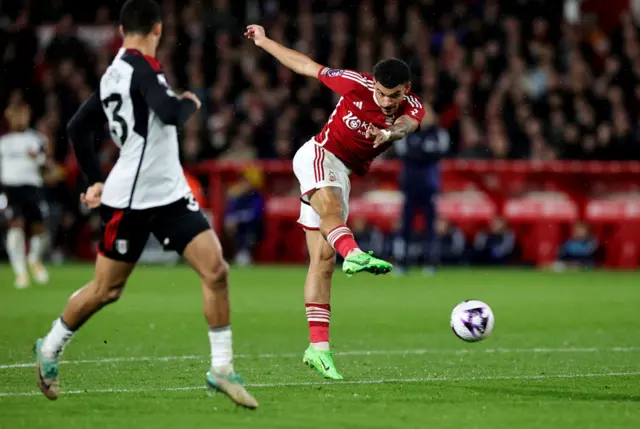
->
[387, 116, 419, 141]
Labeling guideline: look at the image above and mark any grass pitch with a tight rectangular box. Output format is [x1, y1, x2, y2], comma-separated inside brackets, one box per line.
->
[0, 265, 639, 428]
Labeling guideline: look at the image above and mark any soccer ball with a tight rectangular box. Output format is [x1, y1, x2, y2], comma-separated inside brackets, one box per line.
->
[450, 300, 495, 342]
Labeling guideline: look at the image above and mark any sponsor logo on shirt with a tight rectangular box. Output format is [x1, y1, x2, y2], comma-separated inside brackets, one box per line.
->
[342, 110, 376, 136]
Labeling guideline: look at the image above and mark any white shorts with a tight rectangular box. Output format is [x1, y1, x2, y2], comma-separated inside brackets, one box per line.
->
[292, 139, 351, 230]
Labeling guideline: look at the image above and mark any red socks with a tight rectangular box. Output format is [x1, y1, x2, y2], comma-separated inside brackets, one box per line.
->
[306, 303, 330, 347]
[327, 225, 359, 258]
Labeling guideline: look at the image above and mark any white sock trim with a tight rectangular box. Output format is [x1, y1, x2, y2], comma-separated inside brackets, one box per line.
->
[311, 342, 330, 351]
[7, 228, 27, 277]
[41, 318, 74, 360]
[208, 326, 233, 371]
[28, 233, 47, 264]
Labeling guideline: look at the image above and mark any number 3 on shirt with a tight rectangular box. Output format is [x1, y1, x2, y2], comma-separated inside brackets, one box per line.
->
[103, 93, 129, 146]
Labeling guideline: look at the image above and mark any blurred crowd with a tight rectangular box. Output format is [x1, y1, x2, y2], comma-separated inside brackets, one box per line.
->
[1, 0, 639, 260]
[2, 0, 640, 166]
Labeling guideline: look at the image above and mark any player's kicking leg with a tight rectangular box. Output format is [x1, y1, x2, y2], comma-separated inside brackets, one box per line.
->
[182, 229, 258, 409]
[27, 221, 49, 285]
[6, 217, 29, 288]
[34, 254, 135, 399]
[309, 187, 393, 276]
[301, 229, 343, 380]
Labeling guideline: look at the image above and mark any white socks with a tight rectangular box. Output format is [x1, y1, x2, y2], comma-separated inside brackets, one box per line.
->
[7, 228, 27, 277]
[209, 326, 233, 373]
[312, 342, 330, 351]
[28, 233, 47, 264]
[41, 318, 75, 360]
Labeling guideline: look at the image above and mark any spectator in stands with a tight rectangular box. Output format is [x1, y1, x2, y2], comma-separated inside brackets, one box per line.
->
[3, 0, 640, 262]
[472, 216, 516, 265]
[553, 221, 599, 270]
[393, 113, 450, 274]
[428, 218, 466, 267]
[44, 15, 91, 72]
[224, 166, 265, 266]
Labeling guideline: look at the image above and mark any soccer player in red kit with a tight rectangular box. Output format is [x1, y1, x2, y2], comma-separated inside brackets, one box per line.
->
[246, 24, 426, 379]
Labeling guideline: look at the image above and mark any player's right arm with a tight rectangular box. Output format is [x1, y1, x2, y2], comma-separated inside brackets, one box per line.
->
[245, 24, 322, 78]
[67, 91, 107, 187]
[67, 92, 108, 208]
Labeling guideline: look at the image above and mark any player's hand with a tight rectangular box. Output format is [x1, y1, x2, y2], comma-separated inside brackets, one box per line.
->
[80, 183, 104, 209]
[245, 25, 267, 47]
[181, 91, 201, 110]
[366, 124, 391, 148]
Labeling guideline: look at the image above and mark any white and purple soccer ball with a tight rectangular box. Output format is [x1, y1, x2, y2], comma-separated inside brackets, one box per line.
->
[450, 300, 495, 342]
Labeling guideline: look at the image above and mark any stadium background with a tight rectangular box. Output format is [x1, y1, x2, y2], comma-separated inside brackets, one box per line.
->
[1, 2, 640, 428]
[0, 0, 639, 268]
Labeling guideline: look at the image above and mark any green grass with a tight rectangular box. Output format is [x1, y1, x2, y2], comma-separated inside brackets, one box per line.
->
[0, 265, 639, 428]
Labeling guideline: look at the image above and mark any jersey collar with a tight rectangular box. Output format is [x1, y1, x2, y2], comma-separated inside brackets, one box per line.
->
[119, 48, 163, 72]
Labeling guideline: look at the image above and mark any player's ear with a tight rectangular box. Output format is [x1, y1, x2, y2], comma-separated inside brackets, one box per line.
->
[119, 25, 125, 38]
[405, 81, 412, 94]
[153, 23, 163, 39]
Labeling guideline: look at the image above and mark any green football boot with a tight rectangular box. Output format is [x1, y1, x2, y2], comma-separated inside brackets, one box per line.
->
[303, 345, 344, 380]
[342, 251, 393, 276]
[34, 338, 60, 400]
[206, 369, 258, 409]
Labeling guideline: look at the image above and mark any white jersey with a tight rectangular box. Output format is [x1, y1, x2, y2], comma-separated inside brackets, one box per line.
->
[74, 48, 192, 210]
[0, 130, 46, 187]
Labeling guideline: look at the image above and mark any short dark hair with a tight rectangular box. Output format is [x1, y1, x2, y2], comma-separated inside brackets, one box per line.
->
[120, 0, 162, 35]
[373, 59, 411, 88]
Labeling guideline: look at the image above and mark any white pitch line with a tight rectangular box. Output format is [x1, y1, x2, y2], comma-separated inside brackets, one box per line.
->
[2, 346, 640, 370]
[1, 371, 639, 398]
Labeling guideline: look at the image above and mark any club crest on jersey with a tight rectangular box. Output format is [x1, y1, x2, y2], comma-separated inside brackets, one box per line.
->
[327, 69, 343, 77]
[328, 171, 337, 182]
[115, 239, 129, 255]
[385, 117, 394, 125]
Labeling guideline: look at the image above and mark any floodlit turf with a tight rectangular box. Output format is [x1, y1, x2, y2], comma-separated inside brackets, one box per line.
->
[0, 264, 639, 428]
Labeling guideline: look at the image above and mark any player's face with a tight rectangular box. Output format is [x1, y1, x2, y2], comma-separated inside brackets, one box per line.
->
[5, 107, 30, 131]
[373, 81, 409, 116]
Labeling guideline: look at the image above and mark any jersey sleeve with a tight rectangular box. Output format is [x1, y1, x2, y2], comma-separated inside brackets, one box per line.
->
[317, 67, 364, 96]
[403, 94, 427, 124]
[67, 91, 107, 185]
[130, 60, 197, 126]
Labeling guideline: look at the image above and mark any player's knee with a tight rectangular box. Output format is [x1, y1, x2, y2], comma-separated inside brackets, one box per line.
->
[311, 188, 343, 218]
[84, 280, 125, 307]
[202, 259, 229, 291]
[101, 285, 125, 305]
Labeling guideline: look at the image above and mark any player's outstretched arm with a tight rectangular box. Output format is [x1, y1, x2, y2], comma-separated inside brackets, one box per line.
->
[245, 24, 322, 78]
[366, 116, 420, 148]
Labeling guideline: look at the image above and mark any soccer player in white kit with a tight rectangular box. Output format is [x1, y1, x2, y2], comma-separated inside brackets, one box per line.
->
[33, 0, 257, 409]
[0, 103, 50, 288]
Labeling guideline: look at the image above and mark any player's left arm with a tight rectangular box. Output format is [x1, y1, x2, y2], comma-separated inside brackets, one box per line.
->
[367, 115, 420, 148]
[387, 115, 421, 141]
[368, 95, 428, 147]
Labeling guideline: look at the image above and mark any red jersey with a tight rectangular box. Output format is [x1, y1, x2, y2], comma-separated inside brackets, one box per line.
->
[314, 67, 426, 175]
